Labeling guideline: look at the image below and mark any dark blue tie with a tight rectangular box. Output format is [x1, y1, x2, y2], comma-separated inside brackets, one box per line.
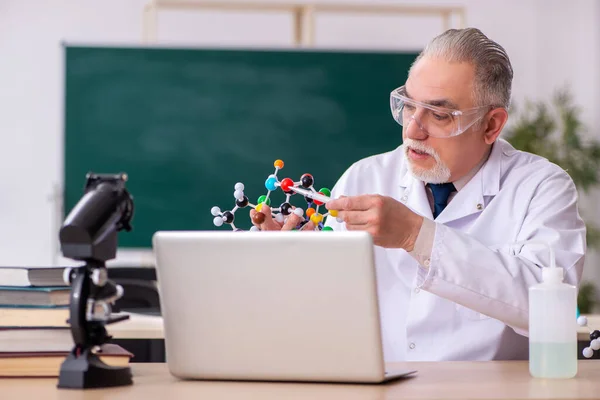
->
[429, 183, 456, 219]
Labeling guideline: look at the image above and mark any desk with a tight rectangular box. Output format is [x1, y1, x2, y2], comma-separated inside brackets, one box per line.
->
[1, 361, 600, 399]
[107, 313, 599, 341]
[106, 315, 600, 361]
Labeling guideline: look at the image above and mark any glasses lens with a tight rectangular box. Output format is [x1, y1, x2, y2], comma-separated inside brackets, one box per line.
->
[390, 94, 457, 137]
[390, 95, 404, 125]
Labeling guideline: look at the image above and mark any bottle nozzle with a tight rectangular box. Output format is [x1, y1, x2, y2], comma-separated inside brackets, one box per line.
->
[542, 266, 564, 283]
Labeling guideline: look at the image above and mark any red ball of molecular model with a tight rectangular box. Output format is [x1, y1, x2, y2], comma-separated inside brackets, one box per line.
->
[577, 316, 600, 358]
[210, 159, 339, 231]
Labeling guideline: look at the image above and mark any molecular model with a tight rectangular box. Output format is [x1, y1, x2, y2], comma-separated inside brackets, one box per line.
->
[210, 159, 339, 231]
[577, 316, 600, 358]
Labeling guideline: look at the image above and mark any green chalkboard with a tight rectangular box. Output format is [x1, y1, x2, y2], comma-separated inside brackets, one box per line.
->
[64, 45, 416, 247]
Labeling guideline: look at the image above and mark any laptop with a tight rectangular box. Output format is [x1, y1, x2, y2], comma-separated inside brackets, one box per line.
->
[152, 230, 417, 383]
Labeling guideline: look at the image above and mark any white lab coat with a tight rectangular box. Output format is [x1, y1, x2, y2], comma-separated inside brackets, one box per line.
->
[325, 138, 586, 361]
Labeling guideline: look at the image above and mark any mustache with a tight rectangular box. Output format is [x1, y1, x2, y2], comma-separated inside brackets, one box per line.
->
[403, 139, 436, 156]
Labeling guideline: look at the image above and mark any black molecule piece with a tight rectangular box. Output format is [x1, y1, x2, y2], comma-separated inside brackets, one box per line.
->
[300, 173, 314, 188]
[297, 220, 309, 230]
[236, 195, 249, 208]
[222, 211, 234, 224]
[280, 202, 292, 216]
[591, 330, 600, 341]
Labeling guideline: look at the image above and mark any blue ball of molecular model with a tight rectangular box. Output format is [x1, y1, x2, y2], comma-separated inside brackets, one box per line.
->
[265, 175, 278, 191]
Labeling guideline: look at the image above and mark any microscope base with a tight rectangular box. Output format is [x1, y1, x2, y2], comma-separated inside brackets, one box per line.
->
[57, 348, 132, 389]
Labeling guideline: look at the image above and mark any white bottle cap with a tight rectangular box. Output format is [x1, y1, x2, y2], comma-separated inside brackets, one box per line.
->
[542, 267, 564, 283]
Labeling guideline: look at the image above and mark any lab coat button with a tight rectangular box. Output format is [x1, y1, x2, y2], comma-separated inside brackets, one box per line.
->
[414, 288, 420, 294]
[476, 203, 483, 211]
[423, 259, 431, 267]
[401, 196, 408, 202]
[409, 343, 416, 349]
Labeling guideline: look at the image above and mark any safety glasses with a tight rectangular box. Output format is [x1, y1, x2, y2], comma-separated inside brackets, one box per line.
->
[390, 86, 492, 138]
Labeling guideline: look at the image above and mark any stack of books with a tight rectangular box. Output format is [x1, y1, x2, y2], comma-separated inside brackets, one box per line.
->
[0, 266, 133, 376]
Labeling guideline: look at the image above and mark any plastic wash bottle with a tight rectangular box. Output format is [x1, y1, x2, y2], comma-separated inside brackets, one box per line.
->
[528, 242, 578, 378]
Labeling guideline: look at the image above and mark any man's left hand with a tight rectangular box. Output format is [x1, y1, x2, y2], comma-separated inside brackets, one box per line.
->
[326, 195, 424, 250]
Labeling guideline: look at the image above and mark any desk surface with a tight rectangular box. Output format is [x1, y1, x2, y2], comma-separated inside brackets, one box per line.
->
[1, 361, 600, 399]
[108, 313, 600, 341]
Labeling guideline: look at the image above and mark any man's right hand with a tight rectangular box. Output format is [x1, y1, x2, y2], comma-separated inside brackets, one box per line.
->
[250, 205, 315, 231]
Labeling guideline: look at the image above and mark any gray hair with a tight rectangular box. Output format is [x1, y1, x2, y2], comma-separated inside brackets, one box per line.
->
[411, 28, 513, 109]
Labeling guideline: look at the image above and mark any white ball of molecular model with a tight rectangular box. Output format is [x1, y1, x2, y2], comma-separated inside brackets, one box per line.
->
[577, 315, 600, 358]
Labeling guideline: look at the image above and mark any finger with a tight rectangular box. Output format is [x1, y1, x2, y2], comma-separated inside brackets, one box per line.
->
[261, 205, 284, 230]
[250, 208, 272, 229]
[250, 209, 262, 230]
[326, 195, 374, 212]
[253, 205, 281, 231]
[325, 195, 345, 211]
[336, 210, 373, 226]
[281, 211, 303, 231]
[345, 222, 369, 231]
[324, 195, 345, 206]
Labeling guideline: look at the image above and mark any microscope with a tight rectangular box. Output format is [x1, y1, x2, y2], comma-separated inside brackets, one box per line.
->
[57, 172, 134, 389]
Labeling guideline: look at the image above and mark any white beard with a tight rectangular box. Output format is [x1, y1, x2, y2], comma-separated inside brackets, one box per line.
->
[403, 139, 452, 184]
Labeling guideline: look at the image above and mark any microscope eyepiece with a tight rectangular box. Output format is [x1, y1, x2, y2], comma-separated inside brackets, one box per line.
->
[60, 173, 133, 262]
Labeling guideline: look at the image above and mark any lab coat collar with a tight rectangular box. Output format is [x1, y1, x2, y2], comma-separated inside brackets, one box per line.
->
[480, 138, 503, 197]
[435, 139, 503, 224]
[398, 139, 504, 224]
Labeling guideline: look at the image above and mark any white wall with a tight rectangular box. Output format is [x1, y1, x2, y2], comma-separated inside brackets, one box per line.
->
[1, 0, 599, 282]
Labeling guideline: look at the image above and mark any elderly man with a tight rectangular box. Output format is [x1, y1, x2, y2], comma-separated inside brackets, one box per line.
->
[252, 28, 586, 362]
